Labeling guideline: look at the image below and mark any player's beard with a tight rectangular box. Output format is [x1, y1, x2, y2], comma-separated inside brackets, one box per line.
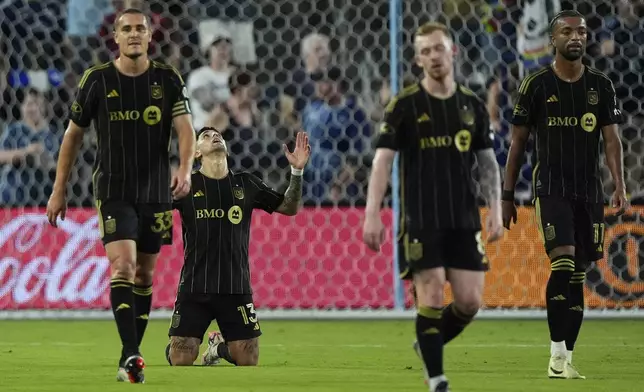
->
[560, 50, 583, 62]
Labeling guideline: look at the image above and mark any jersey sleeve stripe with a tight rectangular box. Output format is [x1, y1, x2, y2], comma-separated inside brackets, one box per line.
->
[78, 62, 111, 89]
[154, 61, 186, 85]
[518, 68, 549, 94]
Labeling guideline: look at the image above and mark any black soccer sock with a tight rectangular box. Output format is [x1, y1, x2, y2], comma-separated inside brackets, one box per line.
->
[442, 303, 475, 344]
[416, 306, 444, 377]
[217, 343, 237, 365]
[133, 284, 153, 346]
[110, 279, 139, 358]
[546, 255, 575, 344]
[165, 343, 173, 366]
[566, 272, 586, 352]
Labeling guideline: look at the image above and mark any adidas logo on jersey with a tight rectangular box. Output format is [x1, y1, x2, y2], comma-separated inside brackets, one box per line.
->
[547, 95, 558, 103]
[107, 89, 120, 98]
[193, 190, 204, 197]
[417, 113, 430, 123]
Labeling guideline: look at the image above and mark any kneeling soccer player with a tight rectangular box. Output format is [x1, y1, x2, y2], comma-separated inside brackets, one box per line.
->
[165, 127, 309, 366]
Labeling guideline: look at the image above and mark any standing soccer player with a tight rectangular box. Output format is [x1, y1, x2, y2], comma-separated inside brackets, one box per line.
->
[164, 128, 309, 367]
[45, 8, 196, 383]
[362, 22, 503, 392]
[502, 10, 628, 379]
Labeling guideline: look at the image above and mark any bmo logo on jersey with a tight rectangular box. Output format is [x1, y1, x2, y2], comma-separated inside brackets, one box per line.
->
[547, 113, 597, 132]
[109, 105, 162, 126]
[195, 206, 243, 224]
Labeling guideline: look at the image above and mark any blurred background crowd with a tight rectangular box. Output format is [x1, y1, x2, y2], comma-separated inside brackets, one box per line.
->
[0, 0, 642, 208]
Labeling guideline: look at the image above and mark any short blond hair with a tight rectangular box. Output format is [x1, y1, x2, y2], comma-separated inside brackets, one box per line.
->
[414, 22, 452, 41]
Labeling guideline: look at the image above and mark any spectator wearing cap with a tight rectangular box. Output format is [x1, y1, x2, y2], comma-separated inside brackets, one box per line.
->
[187, 30, 237, 130]
[280, 32, 331, 129]
[301, 67, 372, 205]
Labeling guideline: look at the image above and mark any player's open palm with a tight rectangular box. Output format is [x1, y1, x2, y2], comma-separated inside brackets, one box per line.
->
[283, 131, 311, 169]
[363, 214, 386, 252]
[502, 200, 517, 230]
[46, 191, 67, 228]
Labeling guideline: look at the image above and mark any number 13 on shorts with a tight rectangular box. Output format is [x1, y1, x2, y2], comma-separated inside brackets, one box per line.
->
[237, 303, 258, 325]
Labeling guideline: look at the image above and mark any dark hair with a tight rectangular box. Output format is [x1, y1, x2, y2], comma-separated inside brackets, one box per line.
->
[549, 10, 585, 34]
[114, 8, 150, 31]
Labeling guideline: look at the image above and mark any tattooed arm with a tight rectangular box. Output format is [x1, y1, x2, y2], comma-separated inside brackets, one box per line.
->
[276, 173, 303, 216]
[476, 148, 502, 210]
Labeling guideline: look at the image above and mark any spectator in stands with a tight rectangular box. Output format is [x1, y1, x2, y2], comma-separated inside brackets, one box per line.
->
[66, 0, 114, 67]
[281, 32, 331, 128]
[187, 30, 236, 130]
[595, 0, 644, 116]
[301, 67, 371, 205]
[0, 89, 60, 207]
[516, 0, 560, 75]
[216, 70, 273, 178]
[97, 0, 176, 64]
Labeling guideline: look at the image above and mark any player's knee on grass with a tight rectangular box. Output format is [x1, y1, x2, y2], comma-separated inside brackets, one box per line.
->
[413, 269, 446, 308]
[228, 339, 259, 366]
[168, 336, 200, 366]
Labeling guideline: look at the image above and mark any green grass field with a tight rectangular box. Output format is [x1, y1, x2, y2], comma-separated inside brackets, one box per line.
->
[0, 319, 642, 391]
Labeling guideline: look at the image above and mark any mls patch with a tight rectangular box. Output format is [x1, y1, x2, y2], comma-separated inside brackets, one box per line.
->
[171, 313, 181, 328]
[544, 225, 556, 241]
[233, 187, 244, 200]
[151, 85, 163, 99]
[105, 218, 116, 234]
[587, 91, 598, 105]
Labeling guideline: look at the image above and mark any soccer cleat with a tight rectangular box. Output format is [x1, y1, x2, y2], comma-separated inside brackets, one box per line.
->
[565, 362, 586, 379]
[412, 340, 429, 386]
[548, 355, 567, 379]
[116, 367, 128, 382]
[433, 380, 451, 392]
[201, 331, 224, 366]
[123, 355, 146, 384]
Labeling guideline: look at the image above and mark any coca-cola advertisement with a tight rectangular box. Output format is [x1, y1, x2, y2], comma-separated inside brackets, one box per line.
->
[0, 208, 396, 311]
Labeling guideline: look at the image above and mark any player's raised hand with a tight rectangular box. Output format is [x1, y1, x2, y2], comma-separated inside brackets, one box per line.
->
[362, 213, 386, 252]
[611, 188, 629, 216]
[283, 131, 311, 170]
[171, 166, 192, 199]
[502, 200, 517, 230]
[46, 191, 67, 228]
[486, 207, 504, 243]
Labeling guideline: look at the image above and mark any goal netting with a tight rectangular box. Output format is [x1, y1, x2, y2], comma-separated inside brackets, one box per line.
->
[0, 0, 642, 319]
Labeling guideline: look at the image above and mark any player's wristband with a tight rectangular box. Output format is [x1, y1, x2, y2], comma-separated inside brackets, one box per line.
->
[291, 167, 304, 176]
[501, 190, 515, 202]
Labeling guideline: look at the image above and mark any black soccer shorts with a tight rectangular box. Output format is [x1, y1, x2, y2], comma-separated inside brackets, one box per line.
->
[168, 293, 262, 343]
[96, 200, 173, 253]
[398, 229, 489, 280]
[535, 196, 605, 264]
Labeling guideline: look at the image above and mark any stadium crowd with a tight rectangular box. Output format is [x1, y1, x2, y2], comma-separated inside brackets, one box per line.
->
[0, 0, 642, 208]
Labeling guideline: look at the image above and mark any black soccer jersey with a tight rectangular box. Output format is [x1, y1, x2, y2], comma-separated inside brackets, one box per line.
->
[69, 61, 191, 203]
[376, 83, 494, 231]
[509, 65, 623, 203]
[174, 170, 284, 294]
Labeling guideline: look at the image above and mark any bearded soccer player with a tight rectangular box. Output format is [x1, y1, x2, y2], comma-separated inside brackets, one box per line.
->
[502, 10, 628, 379]
[46, 8, 196, 383]
[362, 22, 503, 392]
[165, 128, 309, 367]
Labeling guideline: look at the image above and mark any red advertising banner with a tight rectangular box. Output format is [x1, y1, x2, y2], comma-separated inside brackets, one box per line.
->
[0, 207, 642, 311]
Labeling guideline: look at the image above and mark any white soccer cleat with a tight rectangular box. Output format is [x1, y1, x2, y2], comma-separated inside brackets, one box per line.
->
[201, 331, 224, 366]
[565, 362, 586, 379]
[548, 355, 567, 379]
[116, 367, 128, 382]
